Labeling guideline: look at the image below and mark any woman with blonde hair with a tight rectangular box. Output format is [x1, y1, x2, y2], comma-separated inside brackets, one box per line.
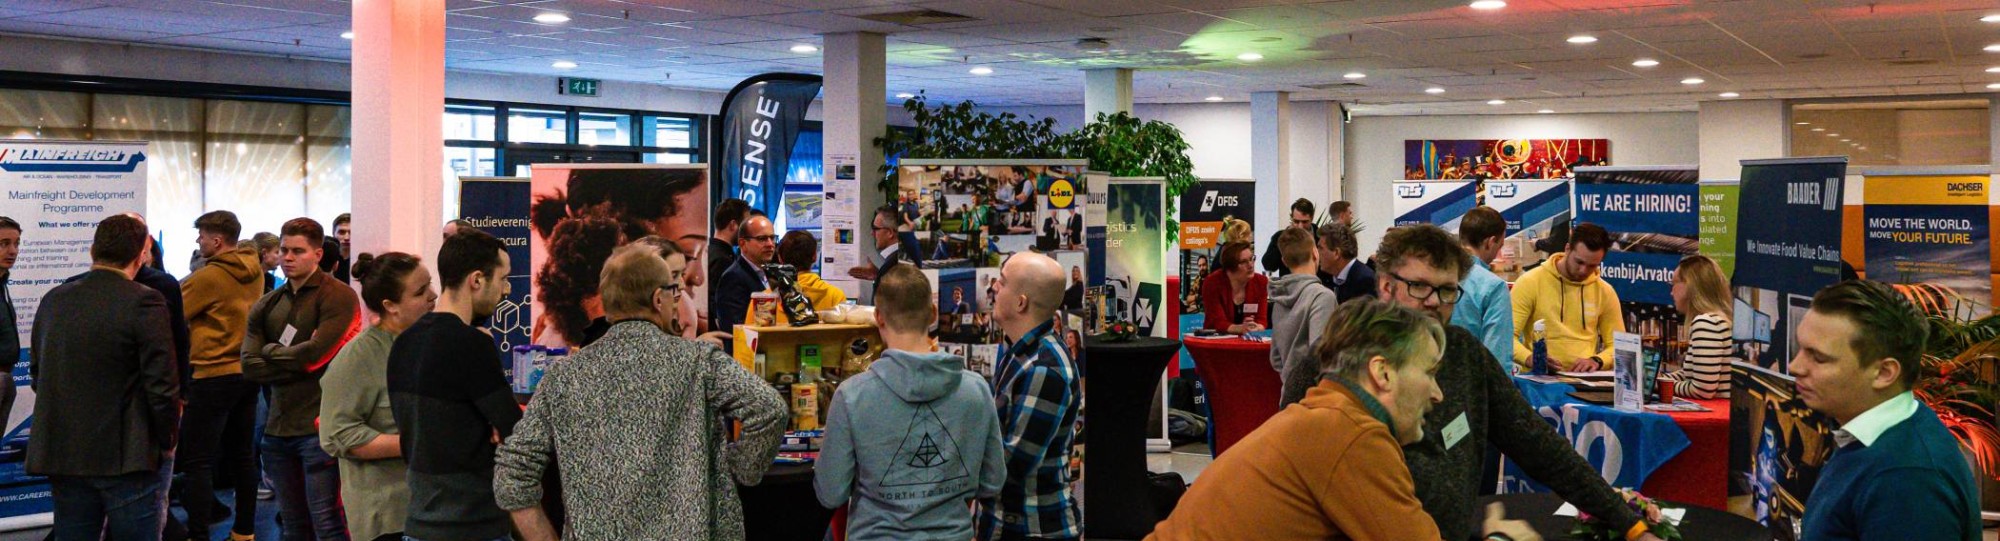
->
[1666, 254, 1734, 399]
[1222, 216, 1254, 245]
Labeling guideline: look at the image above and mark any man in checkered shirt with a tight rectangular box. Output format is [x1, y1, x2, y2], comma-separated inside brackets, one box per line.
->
[978, 251, 1083, 541]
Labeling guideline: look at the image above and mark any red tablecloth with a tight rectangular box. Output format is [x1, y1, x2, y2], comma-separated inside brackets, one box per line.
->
[1181, 336, 1278, 458]
[1640, 398, 1732, 510]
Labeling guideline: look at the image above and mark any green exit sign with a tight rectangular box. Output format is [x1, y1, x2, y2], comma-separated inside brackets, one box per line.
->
[559, 77, 599, 97]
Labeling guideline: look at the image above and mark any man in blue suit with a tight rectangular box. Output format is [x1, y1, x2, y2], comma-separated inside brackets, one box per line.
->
[713, 213, 778, 339]
[1315, 222, 1376, 304]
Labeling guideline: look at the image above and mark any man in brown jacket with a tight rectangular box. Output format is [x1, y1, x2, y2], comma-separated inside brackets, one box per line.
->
[180, 210, 265, 541]
[1148, 300, 1539, 541]
[243, 217, 361, 541]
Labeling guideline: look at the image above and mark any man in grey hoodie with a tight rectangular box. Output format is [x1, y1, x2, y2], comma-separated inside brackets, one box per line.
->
[817, 264, 1006, 540]
[1269, 227, 1340, 379]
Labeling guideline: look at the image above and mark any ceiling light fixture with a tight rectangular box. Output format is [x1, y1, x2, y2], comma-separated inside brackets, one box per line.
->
[1632, 59, 1659, 67]
[1828, 133, 1840, 137]
[1983, 14, 2000, 23]
[1566, 35, 1597, 44]
[790, 44, 818, 53]
[1469, 0, 1507, 10]
[1840, 139, 1851, 142]
[1987, 44, 2000, 52]
[1681, 77, 1705, 85]
[1796, 121, 1810, 125]
[1205, 96, 1224, 102]
[1344, 72, 1366, 79]
[1425, 87, 1446, 94]
[1987, 67, 2000, 73]
[1237, 52, 1264, 61]
[1537, 109, 1554, 113]
[1487, 99, 1507, 105]
[969, 66, 994, 75]
[339, 31, 354, 40]
[1811, 127, 1825, 132]
[1719, 92, 1740, 98]
[895, 92, 916, 99]
[1989, 83, 2000, 89]
[533, 13, 570, 23]
[551, 60, 577, 69]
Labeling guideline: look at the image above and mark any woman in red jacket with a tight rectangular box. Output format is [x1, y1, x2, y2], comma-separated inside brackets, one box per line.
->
[1202, 241, 1270, 334]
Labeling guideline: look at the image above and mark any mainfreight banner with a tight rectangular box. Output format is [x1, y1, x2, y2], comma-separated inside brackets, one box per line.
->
[0, 139, 151, 526]
[459, 177, 533, 353]
[716, 74, 821, 214]
[1390, 180, 1478, 231]
[1573, 167, 1699, 306]
[1178, 179, 1255, 316]
[1698, 181, 1740, 279]
[1861, 172, 1993, 317]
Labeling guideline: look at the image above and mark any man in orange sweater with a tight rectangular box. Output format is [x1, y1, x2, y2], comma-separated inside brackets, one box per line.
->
[1148, 299, 1541, 541]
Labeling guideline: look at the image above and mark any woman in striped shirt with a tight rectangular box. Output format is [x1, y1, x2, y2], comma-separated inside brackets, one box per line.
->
[1667, 255, 1734, 398]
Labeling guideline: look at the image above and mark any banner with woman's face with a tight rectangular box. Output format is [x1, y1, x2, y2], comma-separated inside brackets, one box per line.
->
[528, 165, 710, 349]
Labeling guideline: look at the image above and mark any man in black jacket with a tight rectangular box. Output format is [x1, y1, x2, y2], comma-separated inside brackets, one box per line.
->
[713, 214, 778, 337]
[1316, 221, 1376, 303]
[1261, 198, 1315, 276]
[30, 214, 181, 540]
[707, 198, 750, 291]
[0, 217, 20, 436]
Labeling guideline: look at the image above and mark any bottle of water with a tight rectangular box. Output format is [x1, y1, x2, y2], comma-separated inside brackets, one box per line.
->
[1531, 320, 1550, 376]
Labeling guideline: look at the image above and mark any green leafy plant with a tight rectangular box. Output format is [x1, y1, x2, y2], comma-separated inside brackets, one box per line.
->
[1055, 111, 1199, 238]
[1894, 284, 2000, 482]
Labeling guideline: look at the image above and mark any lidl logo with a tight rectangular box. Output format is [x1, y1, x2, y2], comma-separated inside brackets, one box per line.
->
[1048, 179, 1076, 209]
[1489, 183, 1517, 197]
[1396, 184, 1426, 198]
[0, 147, 147, 173]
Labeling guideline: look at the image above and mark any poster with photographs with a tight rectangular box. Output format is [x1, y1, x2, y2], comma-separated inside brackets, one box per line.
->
[898, 160, 1091, 347]
[528, 164, 711, 350]
[1177, 180, 1257, 317]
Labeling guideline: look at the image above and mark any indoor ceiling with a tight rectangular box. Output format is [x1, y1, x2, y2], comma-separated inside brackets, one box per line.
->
[2, 0, 1998, 115]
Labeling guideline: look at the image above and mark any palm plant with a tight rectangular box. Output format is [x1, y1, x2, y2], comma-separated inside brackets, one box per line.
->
[1900, 283, 2000, 482]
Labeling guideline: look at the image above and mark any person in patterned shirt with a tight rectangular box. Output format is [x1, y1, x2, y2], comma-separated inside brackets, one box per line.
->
[979, 251, 1082, 541]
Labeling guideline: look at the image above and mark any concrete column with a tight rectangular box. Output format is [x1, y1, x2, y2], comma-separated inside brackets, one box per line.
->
[1251, 91, 1291, 244]
[1083, 68, 1133, 123]
[350, 0, 445, 262]
[822, 32, 887, 300]
[1697, 99, 1787, 181]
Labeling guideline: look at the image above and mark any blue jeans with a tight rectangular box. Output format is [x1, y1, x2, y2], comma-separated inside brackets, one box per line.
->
[261, 434, 348, 541]
[48, 470, 165, 541]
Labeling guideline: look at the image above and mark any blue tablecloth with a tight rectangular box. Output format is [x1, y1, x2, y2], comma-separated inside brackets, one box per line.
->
[1502, 377, 1691, 492]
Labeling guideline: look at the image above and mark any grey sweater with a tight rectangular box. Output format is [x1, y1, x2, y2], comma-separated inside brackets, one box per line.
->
[815, 349, 1005, 540]
[493, 321, 787, 541]
[1268, 273, 1338, 376]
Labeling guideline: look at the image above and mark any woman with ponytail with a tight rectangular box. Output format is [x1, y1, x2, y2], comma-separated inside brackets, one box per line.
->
[320, 252, 437, 541]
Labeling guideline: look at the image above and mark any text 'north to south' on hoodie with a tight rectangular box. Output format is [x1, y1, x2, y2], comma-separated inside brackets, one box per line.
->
[816, 348, 1006, 541]
[1269, 273, 1339, 379]
[182, 244, 267, 379]
[1510, 251, 1624, 372]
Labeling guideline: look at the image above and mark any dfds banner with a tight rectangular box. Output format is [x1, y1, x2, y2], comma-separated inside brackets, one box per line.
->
[458, 178, 533, 352]
[1390, 180, 1477, 231]
[716, 73, 821, 214]
[1861, 173, 1992, 317]
[1574, 167, 1699, 306]
[0, 139, 151, 524]
[1178, 179, 1255, 316]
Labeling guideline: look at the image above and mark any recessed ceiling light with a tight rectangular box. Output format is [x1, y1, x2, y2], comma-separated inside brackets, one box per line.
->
[1425, 87, 1446, 94]
[1204, 96, 1224, 102]
[1632, 59, 1660, 67]
[1840, 139, 1851, 142]
[1827, 133, 1840, 137]
[1487, 99, 1507, 105]
[1987, 67, 2000, 73]
[1857, 146, 1868, 150]
[790, 44, 818, 53]
[969, 66, 994, 75]
[1537, 109, 1554, 113]
[1719, 92, 1740, 98]
[1237, 52, 1264, 61]
[339, 31, 354, 40]
[895, 92, 916, 99]
[1982, 14, 2000, 23]
[1681, 77, 1705, 85]
[1989, 83, 2000, 89]
[533, 12, 570, 23]
[1566, 35, 1597, 44]
[1811, 127, 1825, 132]
[1987, 44, 2000, 52]
[1796, 121, 1810, 125]
[1343, 72, 1366, 79]
[551, 60, 577, 69]
[1469, 0, 1507, 10]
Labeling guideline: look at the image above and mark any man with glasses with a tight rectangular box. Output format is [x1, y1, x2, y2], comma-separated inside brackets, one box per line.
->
[1262, 198, 1315, 276]
[1511, 222, 1623, 373]
[713, 213, 778, 338]
[848, 205, 923, 303]
[1283, 224, 1660, 541]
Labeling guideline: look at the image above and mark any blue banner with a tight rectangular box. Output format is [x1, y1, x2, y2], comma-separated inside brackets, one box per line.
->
[1573, 170, 1700, 306]
[717, 74, 822, 214]
[1596, 252, 1686, 306]
[1574, 183, 1700, 237]
[1733, 158, 1846, 374]
[459, 178, 533, 354]
[1505, 379, 1690, 492]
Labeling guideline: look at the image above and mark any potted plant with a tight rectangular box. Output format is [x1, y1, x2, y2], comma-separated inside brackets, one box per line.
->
[1897, 285, 2000, 511]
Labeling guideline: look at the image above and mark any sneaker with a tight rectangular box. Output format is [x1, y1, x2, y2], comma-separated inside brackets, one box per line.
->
[257, 477, 274, 501]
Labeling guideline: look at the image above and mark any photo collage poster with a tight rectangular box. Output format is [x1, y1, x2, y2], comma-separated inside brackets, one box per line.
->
[898, 161, 1090, 378]
[528, 165, 712, 350]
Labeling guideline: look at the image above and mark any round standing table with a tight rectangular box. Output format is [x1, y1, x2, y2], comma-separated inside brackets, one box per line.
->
[1180, 336, 1278, 458]
[1476, 493, 1770, 541]
[1081, 335, 1180, 539]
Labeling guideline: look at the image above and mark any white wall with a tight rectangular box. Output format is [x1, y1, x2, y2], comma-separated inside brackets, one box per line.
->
[1697, 99, 1786, 181]
[1344, 111, 1699, 255]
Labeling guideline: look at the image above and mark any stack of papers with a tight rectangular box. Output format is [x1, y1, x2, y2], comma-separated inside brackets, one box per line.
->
[1643, 399, 1712, 413]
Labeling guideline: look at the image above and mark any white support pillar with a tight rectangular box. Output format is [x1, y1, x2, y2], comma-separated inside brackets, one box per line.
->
[1083, 68, 1133, 123]
[351, 0, 445, 262]
[1252, 91, 1291, 243]
[822, 32, 887, 301]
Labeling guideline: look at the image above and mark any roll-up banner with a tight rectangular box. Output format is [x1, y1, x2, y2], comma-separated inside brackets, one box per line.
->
[1390, 180, 1478, 231]
[1105, 178, 1168, 338]
[1573, 167, 1700, 363]
[1177, 179, 1255, 319]
[1083, 171, 1109, 333]
[1698, 181, 1741, 279]
[528, 165, 711, 350]
[1726, 157, 1846, 541]
[716, 73, 821, 215]
[1393, 178, 1570, 280]
[458, 177, 533, 353]
[0, 139, 151, 527]
[1855, 167, 1994, 318]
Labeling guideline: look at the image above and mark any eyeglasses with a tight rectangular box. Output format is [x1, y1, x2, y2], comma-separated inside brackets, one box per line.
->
[1386, 270, 1462, 304]
[745, 234, 778, 243]
[658, 283, 682, 296]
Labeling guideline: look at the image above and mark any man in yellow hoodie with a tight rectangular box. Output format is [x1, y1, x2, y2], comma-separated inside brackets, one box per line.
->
[1512, 222, 1624, 373]
[179, 210, 266, 541]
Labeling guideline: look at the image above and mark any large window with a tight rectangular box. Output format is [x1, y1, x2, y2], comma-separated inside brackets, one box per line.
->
[507, 107, 569, 144]
[577, 111, 632, 146]
[1791, 98, 1992, 166]
[444, 104, 497, 141]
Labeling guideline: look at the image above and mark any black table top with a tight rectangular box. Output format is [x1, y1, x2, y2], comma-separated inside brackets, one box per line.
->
[1083, 335, 1181, 356]
[1477, 493, 1770, 541]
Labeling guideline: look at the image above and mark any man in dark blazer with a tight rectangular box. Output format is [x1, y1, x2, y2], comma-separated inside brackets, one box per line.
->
[30, 214, 181, 540]
[1316, 221, 1377, 303]
[713, 214, 778, 338]
[1065, 209, 1083, 250]
[707, 198, 750, 292]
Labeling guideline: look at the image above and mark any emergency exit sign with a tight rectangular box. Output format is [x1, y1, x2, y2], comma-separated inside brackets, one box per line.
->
[559, 77, 599, 97]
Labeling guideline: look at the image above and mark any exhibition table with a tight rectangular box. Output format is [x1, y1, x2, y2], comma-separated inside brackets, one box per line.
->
[1082, 335, 1180, 539]
[1181, 336, 1279, 457]
[1476, 493, 1769, 541]
[1509, 378, 1731, 510]
[740, 463, 832, 541]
